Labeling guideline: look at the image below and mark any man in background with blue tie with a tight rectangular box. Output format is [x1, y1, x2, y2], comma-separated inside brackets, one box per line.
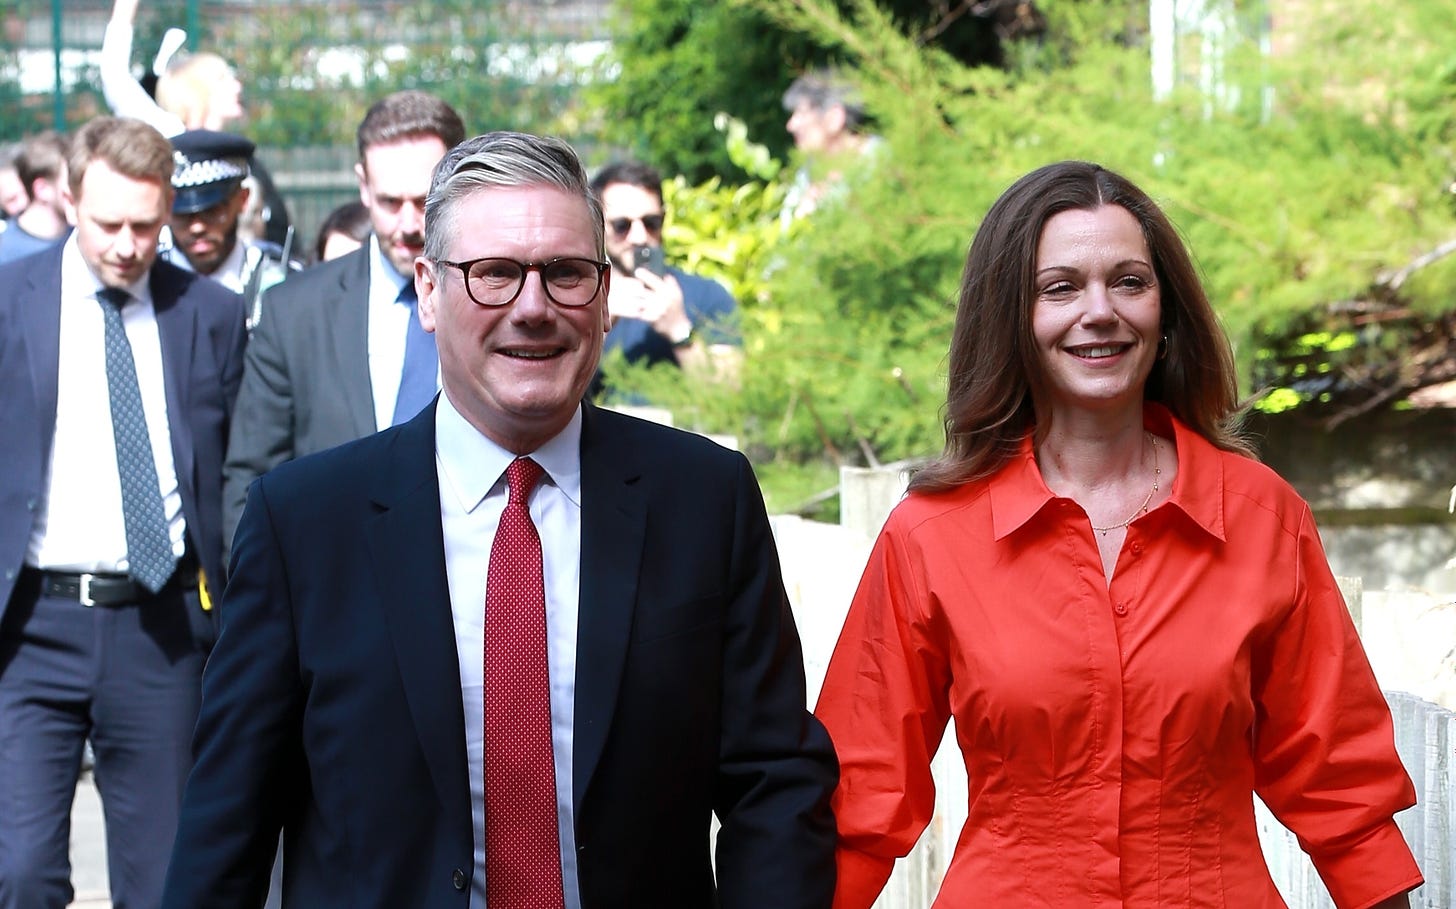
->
[0, 115, 247, 909]
[221, 91, 465, 546]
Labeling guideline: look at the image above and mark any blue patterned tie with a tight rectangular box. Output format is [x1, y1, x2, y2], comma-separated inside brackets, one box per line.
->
[392, 281, 437, 426]
[98, 287, 176, 593]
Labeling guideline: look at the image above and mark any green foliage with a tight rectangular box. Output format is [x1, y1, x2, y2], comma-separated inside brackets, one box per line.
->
[0, 2, 584, 146]
[588, 0, 1018, 183]
[209, 2, 579, 148]
[691, 0, 1456, 466]
[585, 0, 817, 182]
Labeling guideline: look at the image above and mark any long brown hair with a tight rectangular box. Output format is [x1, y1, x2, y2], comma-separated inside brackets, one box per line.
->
[911, 161, 1251, 494]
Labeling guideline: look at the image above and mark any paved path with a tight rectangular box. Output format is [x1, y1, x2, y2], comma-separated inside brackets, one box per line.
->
[70, 771, 110, 908]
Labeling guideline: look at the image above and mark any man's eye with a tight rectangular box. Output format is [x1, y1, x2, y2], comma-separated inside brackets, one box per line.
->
[544, 263, 589, 286]
[473, 261, 521, 283]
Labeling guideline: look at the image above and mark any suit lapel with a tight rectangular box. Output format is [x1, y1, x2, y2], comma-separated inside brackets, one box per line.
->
[363, 409, 470, 830]
[151, 264, 197, 489]
[572, 405, 648, 805]
[329, 250, 379, 438]
[19, 249, 63, 457]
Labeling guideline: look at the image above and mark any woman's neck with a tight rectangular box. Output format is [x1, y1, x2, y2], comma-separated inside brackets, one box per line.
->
[1035, 415, 1148, 496]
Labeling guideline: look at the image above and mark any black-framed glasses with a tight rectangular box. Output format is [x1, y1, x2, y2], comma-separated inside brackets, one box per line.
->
[435, 256, 608, 308]
[607, 214, 665, 237]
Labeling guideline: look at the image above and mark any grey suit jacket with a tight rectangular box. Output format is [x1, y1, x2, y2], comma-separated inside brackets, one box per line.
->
[164, 402, 838, 908]
[0, 245, 248, 621]
[221, 247, 376, 547]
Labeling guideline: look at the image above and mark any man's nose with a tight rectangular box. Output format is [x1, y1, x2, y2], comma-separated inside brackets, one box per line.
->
[114, 227, 136, 257]
[511, 269, 555, 322]
[626, 221, 651, 244]
[400, 201, 425, 235]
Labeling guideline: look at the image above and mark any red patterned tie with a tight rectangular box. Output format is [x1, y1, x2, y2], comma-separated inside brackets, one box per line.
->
[484, 457, 565, 909]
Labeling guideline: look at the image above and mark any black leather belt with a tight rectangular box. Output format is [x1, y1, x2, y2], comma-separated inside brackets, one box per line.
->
[22, 560, 197, 607]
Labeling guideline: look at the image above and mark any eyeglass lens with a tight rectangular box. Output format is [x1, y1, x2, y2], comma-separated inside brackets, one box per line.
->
[608, 214, 664, 237]
[458, 257, 604, 307]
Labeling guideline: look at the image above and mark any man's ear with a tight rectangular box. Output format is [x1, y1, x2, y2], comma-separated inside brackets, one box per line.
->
[355, 162, 370, 206]
[416, 258, 439, 333]
[60, 181, 77, 225]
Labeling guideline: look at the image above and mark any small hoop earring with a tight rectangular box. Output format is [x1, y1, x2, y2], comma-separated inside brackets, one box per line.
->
[1157, 335, 1169, 360]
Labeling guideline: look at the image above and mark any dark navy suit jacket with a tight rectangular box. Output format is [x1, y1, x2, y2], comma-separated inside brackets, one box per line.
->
[162, 402, 838, 908]
[0, 245, 248, 622]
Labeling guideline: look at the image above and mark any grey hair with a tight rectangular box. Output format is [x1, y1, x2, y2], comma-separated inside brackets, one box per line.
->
[423, 131, 604, 262]
[781, 69, 867, 132]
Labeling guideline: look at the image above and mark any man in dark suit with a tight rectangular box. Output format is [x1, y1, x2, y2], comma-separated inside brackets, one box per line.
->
[162, 131, 836, 908]
[0, 116, 247, 909]
[221, 91, 465, 545]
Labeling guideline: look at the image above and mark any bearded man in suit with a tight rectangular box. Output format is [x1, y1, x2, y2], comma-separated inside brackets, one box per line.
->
[220, 90, 465, 547]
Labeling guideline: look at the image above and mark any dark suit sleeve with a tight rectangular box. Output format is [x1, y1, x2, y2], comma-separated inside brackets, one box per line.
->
[218, 294, 247, 415]
[206, 283, 250, 588]
[713, 453, 838, 908]
[222, 284, 296, 552]
[163, 479, 305, 909]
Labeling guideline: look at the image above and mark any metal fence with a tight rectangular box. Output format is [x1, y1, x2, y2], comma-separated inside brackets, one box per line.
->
[261, 144, 357, 262]
[1, 0, 614, 251]
[0, 3, 610, 136]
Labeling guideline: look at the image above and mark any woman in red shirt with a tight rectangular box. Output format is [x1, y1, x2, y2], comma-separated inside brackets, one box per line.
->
[815, 161, 1423, 909]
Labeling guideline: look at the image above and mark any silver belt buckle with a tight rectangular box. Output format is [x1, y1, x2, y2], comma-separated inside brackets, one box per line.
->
[78, 573, 97, 607]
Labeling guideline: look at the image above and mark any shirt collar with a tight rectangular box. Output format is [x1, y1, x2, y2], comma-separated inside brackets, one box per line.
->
[987, 402, 1227, 543]
[1155, 404, 1227, 542]
[368, 234, 412, 299]
[211, 238, 250, 290]
[434, 392, 583, 513]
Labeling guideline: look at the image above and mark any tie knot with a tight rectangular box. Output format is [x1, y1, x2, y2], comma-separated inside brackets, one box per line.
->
[397, 281, 418, 306]
[505, 457, 544, 505]
[97, 286, 130, 310]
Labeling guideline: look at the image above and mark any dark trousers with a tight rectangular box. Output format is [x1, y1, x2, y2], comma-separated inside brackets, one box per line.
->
[0, 571, 208, 909]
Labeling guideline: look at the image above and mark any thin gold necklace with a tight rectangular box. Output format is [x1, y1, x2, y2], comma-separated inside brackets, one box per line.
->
[1090, 432, 1161, 536]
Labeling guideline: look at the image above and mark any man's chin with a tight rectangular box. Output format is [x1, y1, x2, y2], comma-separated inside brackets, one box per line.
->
[183, 250, 221, 273]
[388, 249, 423, 276]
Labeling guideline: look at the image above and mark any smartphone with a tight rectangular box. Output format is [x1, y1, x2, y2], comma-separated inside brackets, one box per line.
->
[632, 244, 667, 278]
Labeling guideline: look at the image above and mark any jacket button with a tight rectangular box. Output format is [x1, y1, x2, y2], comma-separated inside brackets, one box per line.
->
[452, 868, 467, 890]
[1113, 601, 1128, 616]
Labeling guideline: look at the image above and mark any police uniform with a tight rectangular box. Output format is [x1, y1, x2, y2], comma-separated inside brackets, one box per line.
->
[167, 130, 299, 330]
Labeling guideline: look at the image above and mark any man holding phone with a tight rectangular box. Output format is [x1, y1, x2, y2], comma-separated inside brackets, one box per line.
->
[589, 161, 740, 384]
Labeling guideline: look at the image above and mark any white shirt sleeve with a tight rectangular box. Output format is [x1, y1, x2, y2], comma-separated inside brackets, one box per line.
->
[99, 20, 185, 137]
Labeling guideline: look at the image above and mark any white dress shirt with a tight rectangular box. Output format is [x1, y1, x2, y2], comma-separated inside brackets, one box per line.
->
[28, 234, 186, 572]
[435, 393, 583, 909]
[366, 236, 422, 431]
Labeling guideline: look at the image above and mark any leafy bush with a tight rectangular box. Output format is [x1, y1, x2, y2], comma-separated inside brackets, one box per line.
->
[612, 0, 1456, 477]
